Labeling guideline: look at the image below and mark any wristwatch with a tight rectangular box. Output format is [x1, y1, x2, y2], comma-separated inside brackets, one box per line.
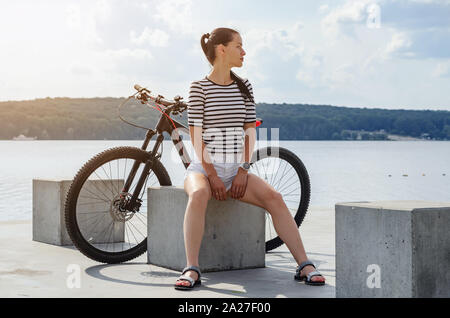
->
[239, 162, 251, 171]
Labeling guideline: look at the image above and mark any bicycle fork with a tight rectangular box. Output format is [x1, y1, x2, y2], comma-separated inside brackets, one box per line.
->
[120, 130, 164, 213]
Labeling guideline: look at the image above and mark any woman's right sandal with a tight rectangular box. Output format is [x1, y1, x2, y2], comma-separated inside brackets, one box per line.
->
[174, 265, 202, 290]
[294, 260, 325, 286]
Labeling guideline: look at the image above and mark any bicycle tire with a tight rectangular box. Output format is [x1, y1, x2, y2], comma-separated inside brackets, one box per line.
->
[64, 146, 171, 263]
[250, 146, 311, 252]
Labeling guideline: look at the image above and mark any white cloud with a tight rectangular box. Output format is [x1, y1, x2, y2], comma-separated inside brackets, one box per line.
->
[322, 63, 357, 89]
[130, 28, 170, 47]
[151, 0, 195, 36]
[432, 61, 450, 78]
[64, 2, 107, 46]
[384, 31, 413, 57]
[321, 0, 374, 37]
[319, 4, 330, 13]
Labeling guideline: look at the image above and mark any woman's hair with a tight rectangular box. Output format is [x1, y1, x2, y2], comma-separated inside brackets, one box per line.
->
[200, 28, 254, 103]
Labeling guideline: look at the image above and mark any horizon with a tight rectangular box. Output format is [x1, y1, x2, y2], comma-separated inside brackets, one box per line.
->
[1, 95, 449, 113]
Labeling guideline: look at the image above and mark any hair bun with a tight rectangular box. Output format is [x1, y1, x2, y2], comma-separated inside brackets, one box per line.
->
[205, 33, 210, 39]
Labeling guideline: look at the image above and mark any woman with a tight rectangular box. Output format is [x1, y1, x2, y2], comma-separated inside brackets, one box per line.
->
[175, 27, 325, 290]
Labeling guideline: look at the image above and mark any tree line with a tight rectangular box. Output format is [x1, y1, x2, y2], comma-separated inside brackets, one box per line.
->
[0, 97, 449, 140]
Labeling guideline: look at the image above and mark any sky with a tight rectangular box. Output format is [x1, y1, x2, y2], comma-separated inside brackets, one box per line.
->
[0, 0, 449, 110]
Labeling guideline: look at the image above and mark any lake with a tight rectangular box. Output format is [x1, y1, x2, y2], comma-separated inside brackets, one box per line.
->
[0, 140, 449, 221]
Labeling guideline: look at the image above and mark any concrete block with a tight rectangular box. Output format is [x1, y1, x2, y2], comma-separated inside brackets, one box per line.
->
[335, 200, 450, 298]
[32, 179, 125, 246]
[147, 186, 266, 272]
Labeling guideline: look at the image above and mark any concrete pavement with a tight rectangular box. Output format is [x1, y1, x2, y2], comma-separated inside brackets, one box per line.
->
[0, 206, 335, 298]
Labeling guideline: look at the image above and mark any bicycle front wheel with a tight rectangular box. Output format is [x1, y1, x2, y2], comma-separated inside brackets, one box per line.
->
[250, 146, 311, 252]
[64, 146, 171, 263]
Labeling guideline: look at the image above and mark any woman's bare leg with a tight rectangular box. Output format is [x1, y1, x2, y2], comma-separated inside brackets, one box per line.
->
[229, 173, 325, 283]
[175, 172, 212, 287]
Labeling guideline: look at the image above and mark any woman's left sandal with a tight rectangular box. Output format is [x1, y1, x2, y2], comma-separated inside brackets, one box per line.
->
[174, 265, 202, 290]
[294, 260, 325, 286]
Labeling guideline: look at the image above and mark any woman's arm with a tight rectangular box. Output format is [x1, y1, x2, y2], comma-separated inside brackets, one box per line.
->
[241, 122, 257, 165]
[189, 125, 217, 177]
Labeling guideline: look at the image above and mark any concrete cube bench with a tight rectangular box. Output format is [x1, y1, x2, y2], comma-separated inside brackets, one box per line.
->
[335, 200, 450, 298]
[147, 186, 266, 272]
[32, 179, 125, 246]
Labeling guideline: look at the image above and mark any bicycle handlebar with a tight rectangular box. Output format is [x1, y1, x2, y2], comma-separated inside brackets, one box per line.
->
[133, 84, 145, 92]
[133, 83, 188, 111]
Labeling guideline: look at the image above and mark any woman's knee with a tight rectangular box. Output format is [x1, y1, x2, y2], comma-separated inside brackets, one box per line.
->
[262, 189, 283, 206]
[188, 187, 211, 203]
[184, 173, 211, 202]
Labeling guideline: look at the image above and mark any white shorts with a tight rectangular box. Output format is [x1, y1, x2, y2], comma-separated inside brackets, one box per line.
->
[184, 156, 241, 191]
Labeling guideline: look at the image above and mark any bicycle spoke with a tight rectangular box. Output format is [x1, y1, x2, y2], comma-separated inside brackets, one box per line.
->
[269, 158, 283, 188]
[126, 221, 140, 249]
[91, 171, 116, 201]
[106, 220, 116, 253]
[133, 211, 147, 227]
[82, 180, 112, 203]
[277, 177, 299, 195]
[282, 187, 300, 197]
[125, 221, 132, 252]
[84, 213, 108, 242]
[79, 193, 110, 203]
[126, 218, 145, 241]
[98, 166, 116, 198]
[273, 165, 293, 191]
[79, 212, 109, 223]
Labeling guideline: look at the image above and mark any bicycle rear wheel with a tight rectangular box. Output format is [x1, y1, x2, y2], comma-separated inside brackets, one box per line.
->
[64, 146, 171, 263]
[250, 146, 311, 252]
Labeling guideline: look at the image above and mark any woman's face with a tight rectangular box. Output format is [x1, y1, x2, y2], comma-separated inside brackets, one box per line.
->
[218, 33, 246, 68]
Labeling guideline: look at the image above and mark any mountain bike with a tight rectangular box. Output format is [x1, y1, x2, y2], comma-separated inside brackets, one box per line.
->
[64, 84, 311, 263]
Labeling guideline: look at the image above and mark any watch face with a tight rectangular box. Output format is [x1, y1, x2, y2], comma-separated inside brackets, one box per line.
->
[243, 162, 250, 170]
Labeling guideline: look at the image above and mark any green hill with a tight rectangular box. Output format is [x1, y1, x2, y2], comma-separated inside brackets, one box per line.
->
[0, 97, 449, 140]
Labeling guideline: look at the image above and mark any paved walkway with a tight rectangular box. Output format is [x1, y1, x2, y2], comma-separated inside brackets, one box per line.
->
[0, 206, 335, 298]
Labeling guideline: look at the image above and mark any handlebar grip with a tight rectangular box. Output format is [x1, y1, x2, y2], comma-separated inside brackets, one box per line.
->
[134, 84, 144, 92]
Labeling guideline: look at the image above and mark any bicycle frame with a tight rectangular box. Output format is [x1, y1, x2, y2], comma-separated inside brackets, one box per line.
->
[122, 105, 191, 212]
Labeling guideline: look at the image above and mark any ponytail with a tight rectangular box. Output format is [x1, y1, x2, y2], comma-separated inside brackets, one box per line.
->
[230, 70, 254, 103]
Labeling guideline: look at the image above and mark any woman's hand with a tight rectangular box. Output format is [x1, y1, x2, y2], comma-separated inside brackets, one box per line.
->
[208, 175, 227, 201]
[230, 168, 248, 199]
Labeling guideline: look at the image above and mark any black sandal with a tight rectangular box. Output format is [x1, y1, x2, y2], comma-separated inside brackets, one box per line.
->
[294, 260, 325, 286]
[174, 265, 202, 290]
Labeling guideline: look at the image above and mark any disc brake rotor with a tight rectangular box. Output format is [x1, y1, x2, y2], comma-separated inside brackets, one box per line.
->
[110, 193, 135, 222]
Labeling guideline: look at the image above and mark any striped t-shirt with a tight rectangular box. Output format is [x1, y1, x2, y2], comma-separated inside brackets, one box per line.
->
[187, 76, 256, 162]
